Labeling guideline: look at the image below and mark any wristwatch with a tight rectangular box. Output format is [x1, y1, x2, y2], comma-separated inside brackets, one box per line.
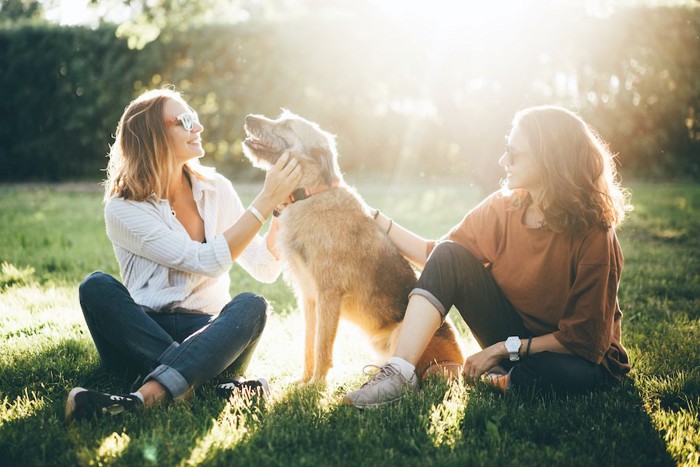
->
[505, 336, 522, 361]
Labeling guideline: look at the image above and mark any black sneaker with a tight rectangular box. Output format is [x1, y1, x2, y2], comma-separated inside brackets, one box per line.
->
[215, 376, 269, 398]
[64, 387, 142, 425]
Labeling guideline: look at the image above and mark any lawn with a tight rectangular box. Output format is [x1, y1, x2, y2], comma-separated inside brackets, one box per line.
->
[0, 180, 698, 466]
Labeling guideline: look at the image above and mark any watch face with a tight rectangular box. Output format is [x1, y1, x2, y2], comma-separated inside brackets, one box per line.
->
[505, 336, 521, 352]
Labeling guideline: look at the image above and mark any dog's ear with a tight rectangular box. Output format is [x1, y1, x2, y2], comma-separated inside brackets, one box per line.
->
[310, 147, 338, 186]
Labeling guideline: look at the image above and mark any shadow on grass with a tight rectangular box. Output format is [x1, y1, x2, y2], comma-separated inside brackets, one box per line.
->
[0, 340, 681, 466]
[0, 338, 233, 466]
[0, 338, 103, 466]
[196, 377, 678, 465]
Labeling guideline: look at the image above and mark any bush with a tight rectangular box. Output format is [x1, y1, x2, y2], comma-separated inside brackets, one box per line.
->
[0, 24, 158, 180]
[0, 6, 698, 186]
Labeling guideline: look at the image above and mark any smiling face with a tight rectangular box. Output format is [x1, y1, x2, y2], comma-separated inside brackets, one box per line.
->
[163, 98, 204, 166]
[498, 123, 542, 196]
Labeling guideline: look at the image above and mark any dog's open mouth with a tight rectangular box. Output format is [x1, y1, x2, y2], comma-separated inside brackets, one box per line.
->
[243, 124, 286, 159]
[244, 135, 272, 151]
[243, 133, 287, 160]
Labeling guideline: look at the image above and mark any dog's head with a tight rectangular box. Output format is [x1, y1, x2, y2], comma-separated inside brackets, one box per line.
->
[242, 110, 341, 187]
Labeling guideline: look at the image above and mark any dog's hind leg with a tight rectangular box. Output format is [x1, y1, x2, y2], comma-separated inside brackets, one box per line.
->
[311, 291, 343, 383]
[301, 295, 317, 383]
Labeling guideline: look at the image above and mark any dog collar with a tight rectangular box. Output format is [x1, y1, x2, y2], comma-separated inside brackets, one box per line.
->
[273, 183, 338, 217]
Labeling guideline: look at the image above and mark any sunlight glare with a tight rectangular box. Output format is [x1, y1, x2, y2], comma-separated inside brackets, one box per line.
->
[371, 0, 535, 45]
[427, 382, 467, 448]
[1, 390, 45, 424]
[185, 407, 251, 464]
[369, 0, 576, 70]
[96, 432, 131, 461]
[42, 0, 131, 27]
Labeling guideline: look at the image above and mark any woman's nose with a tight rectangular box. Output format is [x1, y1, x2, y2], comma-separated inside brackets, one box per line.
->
[498, 152, 509, 168]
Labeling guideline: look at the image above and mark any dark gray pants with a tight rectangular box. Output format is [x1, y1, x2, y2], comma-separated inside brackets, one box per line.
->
[412, 241, 615, 393]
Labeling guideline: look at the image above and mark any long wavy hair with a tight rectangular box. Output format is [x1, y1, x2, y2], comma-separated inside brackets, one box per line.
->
[103, 88, 207, 203]
[508, 105, 632, 234]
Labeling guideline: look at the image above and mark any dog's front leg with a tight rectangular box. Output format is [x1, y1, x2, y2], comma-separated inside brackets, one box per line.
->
[301, 295, 317, 383]
[311, 291, 342, 383]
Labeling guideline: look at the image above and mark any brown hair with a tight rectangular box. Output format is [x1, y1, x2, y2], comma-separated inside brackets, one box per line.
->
[103, 88, 205, 202]
[510, 105, 632, 234]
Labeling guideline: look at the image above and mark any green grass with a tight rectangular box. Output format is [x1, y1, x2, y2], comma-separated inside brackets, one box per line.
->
[0, 180, 698, 466]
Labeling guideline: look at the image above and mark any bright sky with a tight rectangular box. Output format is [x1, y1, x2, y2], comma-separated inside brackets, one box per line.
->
[47, 0, 550, 29]
[44, 0, 697, 27]
[43, 0, 131, 26]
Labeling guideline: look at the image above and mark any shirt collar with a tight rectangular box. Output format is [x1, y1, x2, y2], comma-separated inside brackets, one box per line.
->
[190, 172, 216, 202]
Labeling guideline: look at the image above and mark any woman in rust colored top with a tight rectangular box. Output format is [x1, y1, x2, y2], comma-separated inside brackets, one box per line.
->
[345, 105, 633, 408]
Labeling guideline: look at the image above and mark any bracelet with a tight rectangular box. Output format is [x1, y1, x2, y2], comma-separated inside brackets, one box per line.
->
[525, 336, 533, 358]
[373, 209, 380, 220]
[386, 218, 393, 235]
[248, 206, 266, 225]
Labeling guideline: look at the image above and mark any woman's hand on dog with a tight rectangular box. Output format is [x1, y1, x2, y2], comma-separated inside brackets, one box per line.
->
[262, 151, 302, 206]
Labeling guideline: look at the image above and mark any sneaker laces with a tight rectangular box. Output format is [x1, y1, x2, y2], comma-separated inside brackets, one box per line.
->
[360, 363, 401, 389]
[101, 394, 138, 416]
[216, 378, 268, 396]
[217, 381, 243, 391]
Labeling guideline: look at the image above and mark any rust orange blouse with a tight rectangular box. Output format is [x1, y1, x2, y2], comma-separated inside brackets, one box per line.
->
[427, 190, 630, 378]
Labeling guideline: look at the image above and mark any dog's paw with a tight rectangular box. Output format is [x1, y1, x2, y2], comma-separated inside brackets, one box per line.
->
[309, 376, 328, 386]
[294, 377, 327, 389]
[422, 361, 463, 382]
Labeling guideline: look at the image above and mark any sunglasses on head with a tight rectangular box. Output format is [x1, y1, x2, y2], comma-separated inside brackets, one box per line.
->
[166, 111, 199, 132]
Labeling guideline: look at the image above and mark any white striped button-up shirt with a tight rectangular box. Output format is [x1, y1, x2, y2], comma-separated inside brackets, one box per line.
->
[104, 171, 282, 315]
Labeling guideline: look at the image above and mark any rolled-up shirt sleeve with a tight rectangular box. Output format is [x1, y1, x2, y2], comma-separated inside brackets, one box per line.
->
[105, 198, 233, 278]
[552, 230, 622, 364]
[553, 264, 618, 363]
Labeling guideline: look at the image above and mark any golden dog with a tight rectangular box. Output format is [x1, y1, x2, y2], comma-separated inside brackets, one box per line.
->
[243, 110, 464, 383]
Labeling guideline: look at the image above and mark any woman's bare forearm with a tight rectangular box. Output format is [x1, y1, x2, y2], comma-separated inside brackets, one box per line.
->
[225, 152, 301, 261]
[223, 191, 279, 261]
[373, 211, 429, 268]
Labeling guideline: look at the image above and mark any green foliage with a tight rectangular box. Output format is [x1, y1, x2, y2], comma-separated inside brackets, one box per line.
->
[0, 182, 698, 465]
[1, 5, 699, 185]
[0, 23, 161, 181]
[0, 0, 43, 23]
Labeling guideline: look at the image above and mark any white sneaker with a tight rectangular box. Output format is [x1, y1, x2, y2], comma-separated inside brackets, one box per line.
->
[344, 363, 417, 409]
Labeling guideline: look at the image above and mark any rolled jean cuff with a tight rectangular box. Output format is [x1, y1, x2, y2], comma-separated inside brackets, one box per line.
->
[408, 288, 448, 318]
[144, 342, 190, 399]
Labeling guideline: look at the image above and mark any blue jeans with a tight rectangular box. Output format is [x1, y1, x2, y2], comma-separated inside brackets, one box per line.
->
[412, 242, 615, 393]
[78, 271, 268, 399]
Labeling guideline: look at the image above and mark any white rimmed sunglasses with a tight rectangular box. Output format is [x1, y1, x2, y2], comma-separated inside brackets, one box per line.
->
[166, 111, 199, 132]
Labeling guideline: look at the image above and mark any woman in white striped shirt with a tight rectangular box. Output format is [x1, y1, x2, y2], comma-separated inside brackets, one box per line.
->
[65, 88, 302, 424]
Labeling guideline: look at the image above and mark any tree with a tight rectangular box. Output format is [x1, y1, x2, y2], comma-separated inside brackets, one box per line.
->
[0, 0, 43, 22]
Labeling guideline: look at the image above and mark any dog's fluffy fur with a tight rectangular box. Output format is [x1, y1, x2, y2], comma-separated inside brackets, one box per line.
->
[243, 110, 464, 383]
